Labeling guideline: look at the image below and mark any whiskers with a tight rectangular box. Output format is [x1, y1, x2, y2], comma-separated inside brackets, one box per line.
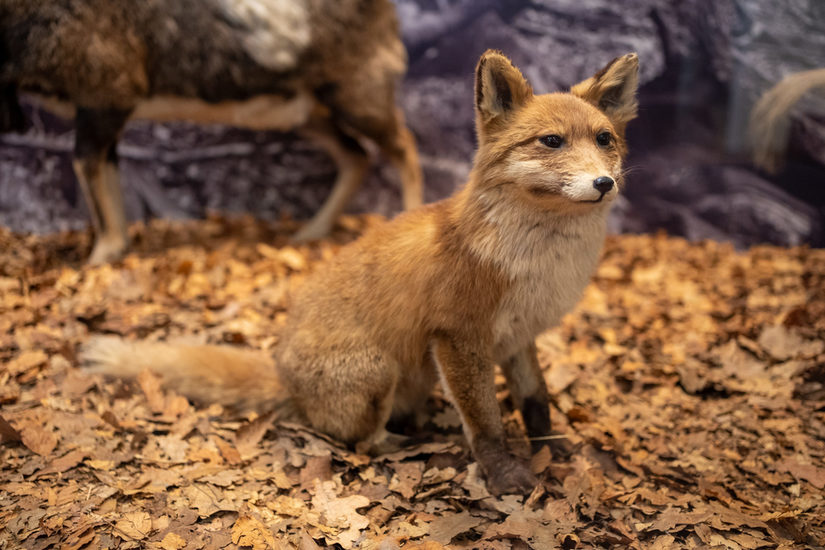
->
[617, 164, 641, 187]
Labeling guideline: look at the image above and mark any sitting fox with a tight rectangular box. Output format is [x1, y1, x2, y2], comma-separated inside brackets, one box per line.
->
[84, 50, 639, 494]
[0, 0, 422, 263]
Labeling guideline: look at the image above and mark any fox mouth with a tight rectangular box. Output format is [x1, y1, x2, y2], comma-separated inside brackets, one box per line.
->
[529, 187, 610, 203]
[579, 192, 606, 204]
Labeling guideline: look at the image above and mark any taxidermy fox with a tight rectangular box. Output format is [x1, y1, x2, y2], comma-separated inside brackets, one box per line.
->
[84, 50, 639, 495]
[0, 0, 422, 264]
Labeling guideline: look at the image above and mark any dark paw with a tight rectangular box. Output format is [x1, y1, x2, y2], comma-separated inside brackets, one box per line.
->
[484, 458, 537, 496]
[546, 435, 576, 459]
[529, 433, 576, 458]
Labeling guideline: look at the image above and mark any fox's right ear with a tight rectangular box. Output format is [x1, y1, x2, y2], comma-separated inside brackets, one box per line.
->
[475, 50, 532, 133]
[572, 53, 639, 135]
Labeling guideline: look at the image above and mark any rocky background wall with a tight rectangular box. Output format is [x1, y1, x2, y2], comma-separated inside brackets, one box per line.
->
[1, 0, 823, 248]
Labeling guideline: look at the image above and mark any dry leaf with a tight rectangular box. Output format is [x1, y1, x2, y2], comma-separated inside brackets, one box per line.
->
[182, 483, 236, 518]
[311, 479, 370, 548]
[138, 369, 167, 414]
[231, 515, 278, 550]
[758, 325, 803, 361]
[20, 422, 58, 456]
[215, 437, 242, 465]
[159, 532, 187, 550]
[43, 449, 87, 475]
[235, 411, 276, 457]
[389, 462, 423, 499]
[425, 511, 485, 544]
[0, 414, 22, 443]
[6, 350, 48, 376]
[775, 458, 825, 489]
[115, 511, 152, 541]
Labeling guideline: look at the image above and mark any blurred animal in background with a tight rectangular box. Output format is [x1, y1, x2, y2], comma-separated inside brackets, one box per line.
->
[749, 68, 825, 173]
[0, 0, 422, 263]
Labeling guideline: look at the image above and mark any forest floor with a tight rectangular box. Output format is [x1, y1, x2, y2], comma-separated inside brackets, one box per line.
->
[1, 215, 824, 549]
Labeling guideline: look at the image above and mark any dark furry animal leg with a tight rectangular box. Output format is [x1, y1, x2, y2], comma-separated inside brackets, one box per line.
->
[73, 108, 131, 264]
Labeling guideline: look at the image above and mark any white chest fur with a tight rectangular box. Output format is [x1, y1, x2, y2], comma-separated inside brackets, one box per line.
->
[477, 207, 608, 363]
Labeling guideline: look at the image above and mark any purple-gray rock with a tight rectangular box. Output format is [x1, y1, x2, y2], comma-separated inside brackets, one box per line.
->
[0, 0, 823, 248]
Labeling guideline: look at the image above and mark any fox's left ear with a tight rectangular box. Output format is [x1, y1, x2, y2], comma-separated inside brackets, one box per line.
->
[572, 53, 639, 134]
[475, 50, 533, 136]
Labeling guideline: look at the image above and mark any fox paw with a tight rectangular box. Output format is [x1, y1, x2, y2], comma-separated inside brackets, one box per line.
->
[484, 458, 537, 496]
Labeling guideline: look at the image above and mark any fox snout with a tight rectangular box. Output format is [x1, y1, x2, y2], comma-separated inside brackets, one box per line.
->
[593, 176, 614, 193]
[561, 170, 620, 204]
[586, 176, 616, 202]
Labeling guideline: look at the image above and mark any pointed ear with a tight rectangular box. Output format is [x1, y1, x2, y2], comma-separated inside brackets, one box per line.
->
[475, 50, 532, 131]
[572, 53, 639, 133]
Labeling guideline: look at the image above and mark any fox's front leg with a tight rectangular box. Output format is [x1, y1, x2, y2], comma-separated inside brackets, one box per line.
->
[501, 344, 565, 455]
[431, 335, 536, 495]
[501, 345, 550, 443]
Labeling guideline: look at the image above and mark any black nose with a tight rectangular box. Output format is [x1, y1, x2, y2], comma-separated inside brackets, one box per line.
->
[593, 176, 614, 193]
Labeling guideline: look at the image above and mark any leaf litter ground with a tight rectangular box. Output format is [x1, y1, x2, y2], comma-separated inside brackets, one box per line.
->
[1, 215, 824, 549]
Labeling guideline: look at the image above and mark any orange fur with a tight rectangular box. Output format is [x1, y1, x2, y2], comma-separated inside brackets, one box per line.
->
[83, 50, 640, 495]
[83, 337, 284, 413]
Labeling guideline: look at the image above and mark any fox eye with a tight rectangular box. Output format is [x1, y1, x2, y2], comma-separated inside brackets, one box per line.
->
[596, 132, 613, 147]
[539, 135, 563, 148]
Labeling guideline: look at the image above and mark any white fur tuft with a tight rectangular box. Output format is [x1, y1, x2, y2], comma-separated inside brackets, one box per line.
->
[215, 0, 311, 71]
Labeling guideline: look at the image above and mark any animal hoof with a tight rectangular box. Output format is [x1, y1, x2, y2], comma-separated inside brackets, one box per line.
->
[291, 222, 330, 244]
[87, 237, 127, 265]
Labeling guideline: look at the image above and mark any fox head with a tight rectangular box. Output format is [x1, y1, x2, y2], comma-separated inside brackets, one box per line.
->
[472, 50, 639, 214]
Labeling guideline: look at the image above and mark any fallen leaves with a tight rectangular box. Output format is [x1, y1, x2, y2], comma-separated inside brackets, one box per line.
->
[159, 532, 187, 550]
[775, 458, 825, 490]
[18, 419, 58, 456]
[231, 513, 278, 550]
[310, 480, 371, 548]
[115, 511, 152, 541]
[426, 511, 485, 545]
[1, 217, 824, 548]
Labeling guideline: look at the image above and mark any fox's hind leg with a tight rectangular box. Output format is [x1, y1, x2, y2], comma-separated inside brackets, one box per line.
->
[292, 116, 370, 243]
[73, 108, 130, 264]
[280, 343, 400, 451]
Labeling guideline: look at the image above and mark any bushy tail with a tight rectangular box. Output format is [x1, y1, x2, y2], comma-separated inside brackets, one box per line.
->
[82, 337, 286, 413]
[749, 68, 825, 173]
